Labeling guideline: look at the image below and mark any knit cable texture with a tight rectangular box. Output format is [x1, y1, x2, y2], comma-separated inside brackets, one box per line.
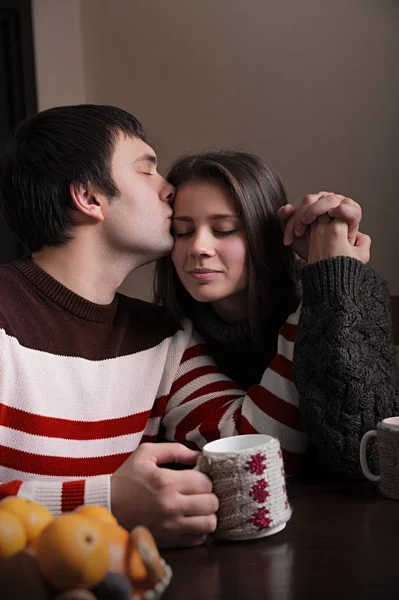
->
[378, 425, 399, 501]
[197, 437, 292, 540]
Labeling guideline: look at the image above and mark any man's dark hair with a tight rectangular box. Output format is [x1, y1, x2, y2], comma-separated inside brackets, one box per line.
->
[0, 104, 146, 252]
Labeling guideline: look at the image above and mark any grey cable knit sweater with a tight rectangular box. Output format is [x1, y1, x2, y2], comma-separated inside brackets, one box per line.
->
[294, 256, 399, 479]
[190, 256, 399, 480]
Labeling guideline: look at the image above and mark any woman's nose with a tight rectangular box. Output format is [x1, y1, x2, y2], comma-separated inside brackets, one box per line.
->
[188, 232, 215, 258]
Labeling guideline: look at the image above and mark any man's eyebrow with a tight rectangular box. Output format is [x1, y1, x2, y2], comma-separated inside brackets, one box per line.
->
[133, 154, 158, 166]
[173, 214, 238, 221]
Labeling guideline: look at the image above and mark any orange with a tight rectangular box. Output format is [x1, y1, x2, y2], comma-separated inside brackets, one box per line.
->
[127, 526, 165, 589]
[0, 496, 53, 543]
[74, 505, 117, 526]
[127, 547, 148, 582]
[98, 522, 129, 574]
[0, 508, 27, 558]
[35, 514, 109, 590]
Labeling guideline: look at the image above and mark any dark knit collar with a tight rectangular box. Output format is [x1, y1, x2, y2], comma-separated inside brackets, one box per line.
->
[13, 258, 118, 323]
[191, 302, 251, 345]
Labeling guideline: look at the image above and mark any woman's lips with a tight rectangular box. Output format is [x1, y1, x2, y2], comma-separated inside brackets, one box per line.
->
[188, 269, 222, 281]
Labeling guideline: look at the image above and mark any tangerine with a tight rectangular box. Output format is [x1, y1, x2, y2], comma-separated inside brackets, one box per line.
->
[0, 496, 53, 543]
[0, 509, 27, 558]
[98, 522, 129, 574]
[74, 505, 117, 526]
[35, 513, 109, 590]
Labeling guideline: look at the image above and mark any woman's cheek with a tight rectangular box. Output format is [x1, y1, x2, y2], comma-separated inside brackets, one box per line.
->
[171, 243, 183, 269]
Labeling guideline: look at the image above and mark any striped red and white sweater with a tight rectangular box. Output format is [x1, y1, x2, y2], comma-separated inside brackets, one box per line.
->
[0, 259, 308, 513]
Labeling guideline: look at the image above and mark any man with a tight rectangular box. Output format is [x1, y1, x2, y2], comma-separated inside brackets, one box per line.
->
[0, 105, 397, 547]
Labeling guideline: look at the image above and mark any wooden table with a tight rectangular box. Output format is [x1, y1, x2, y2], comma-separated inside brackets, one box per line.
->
[162, 480, 398, 600]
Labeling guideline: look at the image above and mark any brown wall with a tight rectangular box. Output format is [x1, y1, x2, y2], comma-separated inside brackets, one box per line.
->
[32, 0, 87, 109]
[33, 0, 399, 301]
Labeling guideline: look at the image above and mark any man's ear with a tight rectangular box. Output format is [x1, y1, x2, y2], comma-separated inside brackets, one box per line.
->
[69, 182, 105, 222]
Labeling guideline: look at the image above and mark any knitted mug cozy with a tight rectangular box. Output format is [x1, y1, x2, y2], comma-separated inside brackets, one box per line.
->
[197, 437, 291, 540]
[377, 425, 399, 501]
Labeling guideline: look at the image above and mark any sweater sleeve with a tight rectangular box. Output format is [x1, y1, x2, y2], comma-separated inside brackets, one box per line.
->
[0, 476, 111, 514]
[293, 256, 399, 479]
[161, 312, 309, 473]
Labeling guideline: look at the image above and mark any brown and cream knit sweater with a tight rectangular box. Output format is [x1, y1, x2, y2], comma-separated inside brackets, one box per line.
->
[0, 259, 306, 514]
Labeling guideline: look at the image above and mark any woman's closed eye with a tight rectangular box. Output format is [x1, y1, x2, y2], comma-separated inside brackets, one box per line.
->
[174, 231, 192, 238]
[174, 229, 238, 238]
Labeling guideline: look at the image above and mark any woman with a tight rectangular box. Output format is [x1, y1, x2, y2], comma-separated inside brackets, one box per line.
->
[154, 150, 399, 479]
[155, 151, 300, 389]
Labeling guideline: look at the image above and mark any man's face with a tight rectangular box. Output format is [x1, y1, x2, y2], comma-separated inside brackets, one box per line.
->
[101, 135, 174, 264]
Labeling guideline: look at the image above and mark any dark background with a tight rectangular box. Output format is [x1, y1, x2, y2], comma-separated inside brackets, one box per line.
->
[0, 0, 36, 264]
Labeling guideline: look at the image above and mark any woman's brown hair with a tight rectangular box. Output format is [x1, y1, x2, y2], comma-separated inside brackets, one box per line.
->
[154, 150, 299, 345]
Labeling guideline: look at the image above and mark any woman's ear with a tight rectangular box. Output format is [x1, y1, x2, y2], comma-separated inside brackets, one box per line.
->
[69, 182, 104, 222]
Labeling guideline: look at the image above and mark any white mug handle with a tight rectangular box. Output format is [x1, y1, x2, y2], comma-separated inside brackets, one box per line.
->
[359, 430, 380, 482]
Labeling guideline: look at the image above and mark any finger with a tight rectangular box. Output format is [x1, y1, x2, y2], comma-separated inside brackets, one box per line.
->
[180, 492, 219, 516]
[312, 214, 332, 227]
[302, 194, 344, 226]
[175, 469, 214, 495]
[283, 212, 297, 246]
[277, 204, 295, 224]
[141, 442, 201, 466]
[285, 193, 331, 244]
[354, 232, 371, 264]
[329, 216, 350, 235]
[176, 514, 217, 536]
[355, 232, 372, 251]
[277, 205, 295, 235]
[327, 199, 361, 245]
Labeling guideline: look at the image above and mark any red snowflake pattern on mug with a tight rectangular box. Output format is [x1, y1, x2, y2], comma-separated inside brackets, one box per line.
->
[248, 507, 272, 530]
[250, 479, 270, 503]
[245, 452, 267, 475]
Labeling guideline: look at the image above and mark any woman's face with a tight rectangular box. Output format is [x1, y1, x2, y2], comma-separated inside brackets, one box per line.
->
[171, 181, 248, 312]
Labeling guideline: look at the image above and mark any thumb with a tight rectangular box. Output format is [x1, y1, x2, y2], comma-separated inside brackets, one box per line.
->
[142, 442, 201, 466]
[354, 231, 371, 264]
[355, 231, 371, 251]
[277, 204, 295, 230]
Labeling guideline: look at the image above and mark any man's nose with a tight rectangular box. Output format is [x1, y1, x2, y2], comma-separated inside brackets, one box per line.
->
[161, 180, 175, 204]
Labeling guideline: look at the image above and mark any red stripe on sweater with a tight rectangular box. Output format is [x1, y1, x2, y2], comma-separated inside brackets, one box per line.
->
[234, 412, 301, 475]
[174, 395, 241, 442]
[0, 480, 23, 499]
[268, 353, 293, 381]
[61, 480, 85, 512]
[279, 322, 297, 343]
[170, 365, 220, 398]
[214, 410, 301, 476]
[179, 380, 242, 406]
[237, 413, 258, 434]
[198, 400, 236, 443]
[246, 385, 302, 432]
[0, 404, 151, 440]
[0, 445, 130, 477]
[149, 395, 169, 419]
[180, 344, 208, 364]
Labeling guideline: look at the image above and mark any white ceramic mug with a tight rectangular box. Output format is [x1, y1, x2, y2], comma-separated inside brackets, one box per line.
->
[198, 434, 292, 541]
[360, 417, 399, 501]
